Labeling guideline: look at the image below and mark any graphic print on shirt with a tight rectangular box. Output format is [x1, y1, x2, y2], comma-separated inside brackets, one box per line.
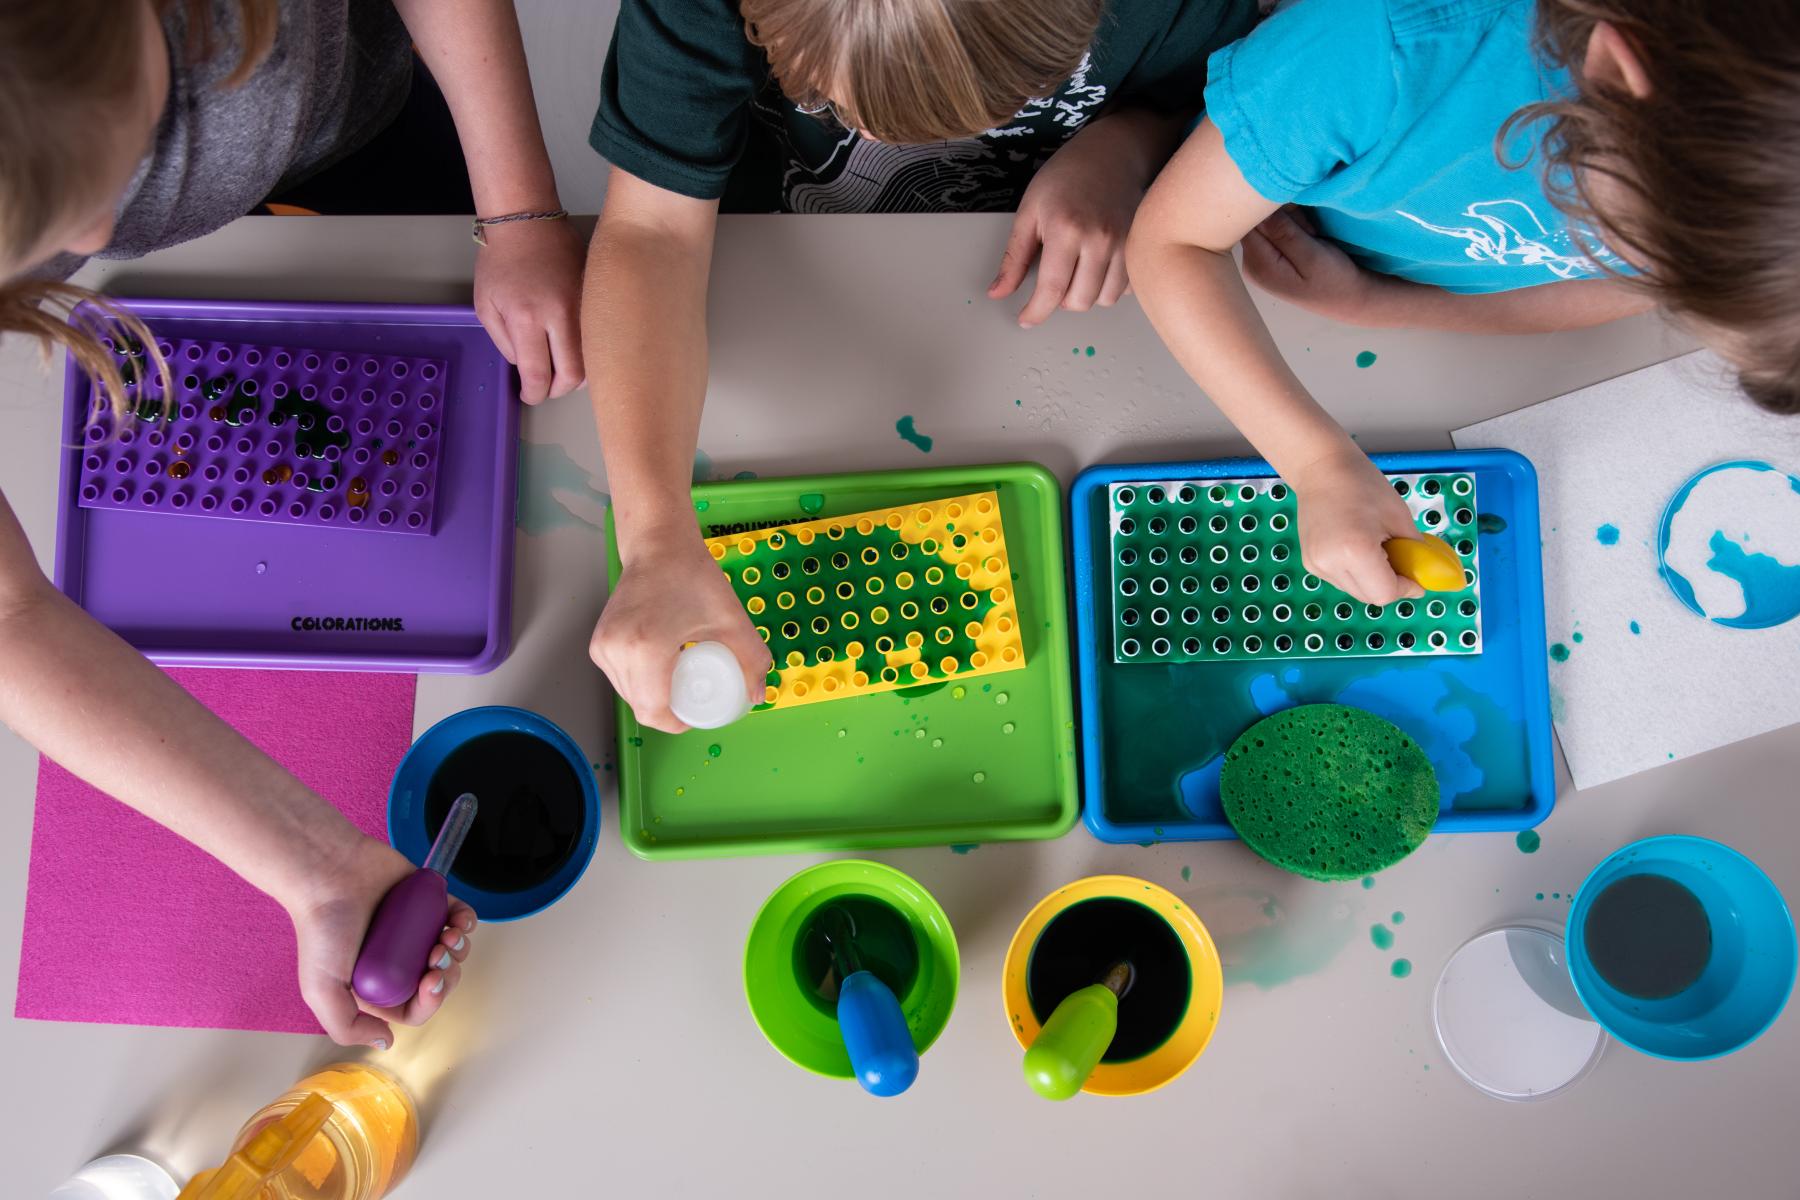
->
[775, 53, 1108, 213]
[1394, 199, 1620, 281]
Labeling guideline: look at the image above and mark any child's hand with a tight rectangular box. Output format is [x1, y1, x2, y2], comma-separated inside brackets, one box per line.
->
[1242, 209, 1385, 325]
[474, 218, 587, 405]
[289, 836, 476, 1048]
[1292, 451, 1428, 606]
[988, 127, 1147, 328]
[589, 533, 773, 734]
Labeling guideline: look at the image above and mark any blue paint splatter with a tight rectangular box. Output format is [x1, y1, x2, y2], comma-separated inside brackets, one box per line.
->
[895, 416, 934, 453]
[1596, 523, 1620, 545]
[1629, 620, 1641, 635]
[516, 441, 610, 534]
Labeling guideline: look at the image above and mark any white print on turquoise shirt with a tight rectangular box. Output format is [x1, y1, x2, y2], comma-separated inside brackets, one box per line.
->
[1395, 199, 1621, 281]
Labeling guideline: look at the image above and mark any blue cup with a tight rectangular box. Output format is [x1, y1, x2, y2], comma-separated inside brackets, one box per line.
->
[389, 706, 601, 922]
[1567, 835, 1795, 1061]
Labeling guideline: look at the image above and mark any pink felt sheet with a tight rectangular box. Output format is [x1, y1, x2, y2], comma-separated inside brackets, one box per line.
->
[15, 668, 416, 1034]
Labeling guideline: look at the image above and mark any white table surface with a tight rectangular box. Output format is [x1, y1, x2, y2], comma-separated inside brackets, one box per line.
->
[4, 215, 1796, 1200]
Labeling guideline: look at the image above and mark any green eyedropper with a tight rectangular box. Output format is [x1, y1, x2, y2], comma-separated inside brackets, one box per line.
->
[1023, 962, 1131, 1101]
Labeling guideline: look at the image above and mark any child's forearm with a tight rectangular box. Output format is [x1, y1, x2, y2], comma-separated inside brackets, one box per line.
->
[1129, 233, 1358, 484]
[1070, 106, 1194, 191]
[392, 0, 562, 214]
[582, 172, 719, 564]
[1361, 274, 1654, 334]
[0, 500, 362, 913]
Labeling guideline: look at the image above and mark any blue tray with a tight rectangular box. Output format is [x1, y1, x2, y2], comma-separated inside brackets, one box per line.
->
[1069, 450, 1554, 844]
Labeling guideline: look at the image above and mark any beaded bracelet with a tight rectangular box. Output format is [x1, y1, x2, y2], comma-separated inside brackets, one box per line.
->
[471, 208, 569, 246]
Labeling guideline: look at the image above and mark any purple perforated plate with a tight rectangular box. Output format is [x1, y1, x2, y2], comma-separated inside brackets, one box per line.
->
[77, 334, 446, 534]
[55, 300, 518, 673]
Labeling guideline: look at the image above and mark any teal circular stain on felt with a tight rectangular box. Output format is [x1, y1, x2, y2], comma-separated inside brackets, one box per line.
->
[1355, 350, 1378, 368]
[1656, 460, 1800, 630]
[1220, 704, 1439, 882]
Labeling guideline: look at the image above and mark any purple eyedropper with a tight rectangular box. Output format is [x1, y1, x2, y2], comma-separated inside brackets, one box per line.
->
[352, 792, 477, 1008]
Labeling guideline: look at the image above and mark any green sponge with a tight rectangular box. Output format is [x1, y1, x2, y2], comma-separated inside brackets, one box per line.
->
[1220, 704, 1438, 881]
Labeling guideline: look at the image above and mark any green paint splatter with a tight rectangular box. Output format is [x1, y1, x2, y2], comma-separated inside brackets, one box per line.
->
[628, 736, 644, 747]
[950, 843, 979, 855]
[1391, 958, 1412, 978]
[1371, 924, 1395, 950]
[895, 415, 934, 452]
[1572, 632, 1584, 643]
[1391, 911, 1405, 924]
[1476, 513, 1507, 534]
[692, 449, 713, 481]
[1211, 887, 1362, 989]
[516, 441, 610, 534]
[707, 743, 722, 758]
[1181, 865, 1191, 882]
[1084, 345, 1096, 357]
[1361, 876, 1375, 889]
[1549, 642, 1570, 662]
[1548, 685, 1567, 723]
[1536, 892, 1545, 901]
[1552, 892, 1560, 899]
[1516, 829, 1541, 854]
[798, 492, 825, 515]
[693, 498, 709, 512]
[1355, 350, 1378, 368]
[733, 469, 758, 480]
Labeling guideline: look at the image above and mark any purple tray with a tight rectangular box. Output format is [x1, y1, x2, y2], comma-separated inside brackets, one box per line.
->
[77, 334, 447, 534]
[54, 300, 519, 673]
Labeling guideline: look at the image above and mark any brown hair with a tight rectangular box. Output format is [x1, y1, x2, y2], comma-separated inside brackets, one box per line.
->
[1508, 0, 1800, 413]
[0, 0, 276, 426]
[742, 0, 1104, 145]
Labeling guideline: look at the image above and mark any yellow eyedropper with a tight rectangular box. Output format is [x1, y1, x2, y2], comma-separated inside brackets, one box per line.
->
[178, 1092, 335, 1200]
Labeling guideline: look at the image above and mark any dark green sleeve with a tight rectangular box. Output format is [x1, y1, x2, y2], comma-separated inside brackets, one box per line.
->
[1111, 0, 1260, 114]
[588, 0, 765, 200]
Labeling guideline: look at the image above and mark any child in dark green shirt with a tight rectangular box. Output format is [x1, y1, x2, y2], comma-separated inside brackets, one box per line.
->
[582, 0, 1254, 733]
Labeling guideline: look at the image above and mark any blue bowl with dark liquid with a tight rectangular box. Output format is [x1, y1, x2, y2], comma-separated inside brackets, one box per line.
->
[1567, 835, 1795, 1061]
[389, 706, 601, 922]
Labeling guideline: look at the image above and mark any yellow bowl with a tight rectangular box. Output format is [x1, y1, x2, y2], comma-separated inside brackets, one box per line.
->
[1002, 875, 1223, 1097]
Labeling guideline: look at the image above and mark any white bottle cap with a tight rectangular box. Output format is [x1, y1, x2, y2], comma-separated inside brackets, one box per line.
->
[669, 641, 753, 729]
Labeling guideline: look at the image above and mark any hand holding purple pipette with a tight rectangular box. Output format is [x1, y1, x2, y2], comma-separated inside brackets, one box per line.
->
[352, 792, 477, 1008]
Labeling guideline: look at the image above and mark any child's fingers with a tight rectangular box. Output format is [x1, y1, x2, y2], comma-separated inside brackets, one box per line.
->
[446, 899, 477, 933]
[302, 973, 394, 1048]
[1098, 254, 1130, 307]
[1018, 238, 1078, 327]
[1240, 228, 1297, 292]
[476, 299, 519, 366]
[439, 924, 471, 964]
[1060, 247, 1110, 313]
[1344, 550, 1411, 607]
[513, 324, 554, 406]
[545, 314, 586, 400]
[988, 215, 1042, 298]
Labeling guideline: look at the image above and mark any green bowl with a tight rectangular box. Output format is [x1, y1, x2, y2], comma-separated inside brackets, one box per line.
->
[744, 860, 960, 1078]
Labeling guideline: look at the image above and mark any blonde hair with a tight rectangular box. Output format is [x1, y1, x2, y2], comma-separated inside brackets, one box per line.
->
[0, 0, 276, 426]
[742, 0, 1104, 145]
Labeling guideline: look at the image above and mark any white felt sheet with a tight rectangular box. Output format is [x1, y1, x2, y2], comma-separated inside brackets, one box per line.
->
[1453, 351, 1800, 790]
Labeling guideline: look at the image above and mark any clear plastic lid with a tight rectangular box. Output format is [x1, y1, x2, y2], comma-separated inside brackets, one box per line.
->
[1433, 925, 1606, 1102]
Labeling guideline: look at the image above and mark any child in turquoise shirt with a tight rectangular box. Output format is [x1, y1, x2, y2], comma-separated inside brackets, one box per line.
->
[1130, 0, 1800, 604]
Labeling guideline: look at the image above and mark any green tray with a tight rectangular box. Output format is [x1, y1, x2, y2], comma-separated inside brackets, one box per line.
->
[607, 463, 1078, 860]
